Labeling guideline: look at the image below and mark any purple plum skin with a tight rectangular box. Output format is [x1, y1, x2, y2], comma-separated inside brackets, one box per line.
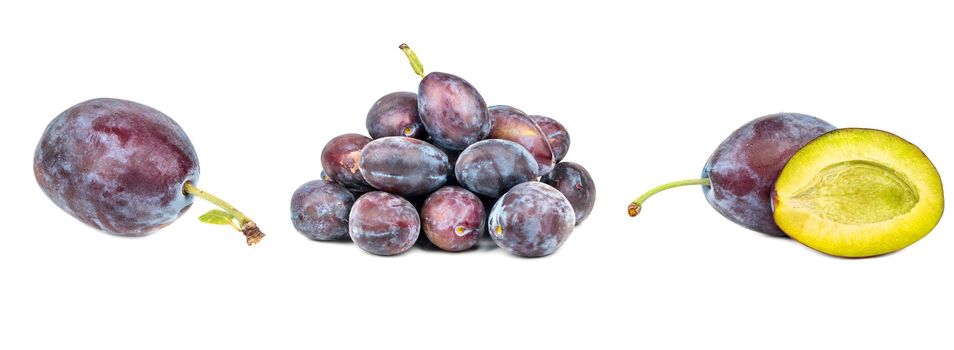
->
[349, 191, 420, 256]
[702, 113, 836, 236]
[489, 106, 555, 175]
[33, 98, 199, 236]
[541, 162, 596, 225]
[421, 186, 485, 252]
[321, 133, 373, 192]
[530, 115, 570, 163]
[455, 139, 538, 198]
[489, 182, 575, 257]
[359, 137, 450, 196]
[366, 92, 428, 140]
[418, 72, 491, 151]
[290, 180, 355, 241]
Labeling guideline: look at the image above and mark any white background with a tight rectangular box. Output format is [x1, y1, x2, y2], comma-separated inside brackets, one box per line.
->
[1, 1, 951, 349]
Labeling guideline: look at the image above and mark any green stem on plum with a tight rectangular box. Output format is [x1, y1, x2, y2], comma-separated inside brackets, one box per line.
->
[399, 43, 426, 79]
[183, 182, 264, 246]
[628, 178, 712, 217]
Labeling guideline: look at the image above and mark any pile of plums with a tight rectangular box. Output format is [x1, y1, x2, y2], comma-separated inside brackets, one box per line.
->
[291, 44, 596, 257]
[629, 112, 942, 258]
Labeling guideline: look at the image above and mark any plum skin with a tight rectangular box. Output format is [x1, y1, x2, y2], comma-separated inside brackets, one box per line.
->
[349, 191, 420, 256]
[701, 113, 836, 236]
[455, 139, 538, 198]
[421, 186, 485, 252]
[359, 136, 450, 196]
[488, 105, 555, 176]
[489, 182, 575, 257]
[541, 162, 596, 225]
[530, 115, 570, 163]
[321, 133, 374, 192]
[418, 72, 491, 151]
[290, 180, 355, 241]
[366, 92, 428, 139]
[34, 98, 199, 236]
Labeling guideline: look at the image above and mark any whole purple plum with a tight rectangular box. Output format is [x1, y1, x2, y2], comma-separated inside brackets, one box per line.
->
[421, 186, 485, 252]
[489, 105, 555, 175]
[455, 139, 538, 198]
[290, 180, 355, 241]
[359, 136, 450, 196]
[349, 191, 420, 256]
[541, 162, 596, 225]
[531, 115, 570, 163]
[366, 91, 428, 140]
[628, 113, 836, 236]
[321, 133, 373, 192]
[489, 182, 575, 257]
[417, 72, 491, 150]
[34, 98, 264, 244]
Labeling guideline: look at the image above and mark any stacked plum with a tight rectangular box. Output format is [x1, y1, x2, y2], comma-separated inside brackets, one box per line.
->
[291, 44, 596, 257]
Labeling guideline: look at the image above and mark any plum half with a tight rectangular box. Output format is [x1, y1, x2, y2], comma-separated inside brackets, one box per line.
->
[34, 98, 264, 245]
[773, 128, 943, 257]
[627, 113, 836, 236]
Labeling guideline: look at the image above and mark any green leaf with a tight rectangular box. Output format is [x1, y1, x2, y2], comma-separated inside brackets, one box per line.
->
[198, 209, 239, 230]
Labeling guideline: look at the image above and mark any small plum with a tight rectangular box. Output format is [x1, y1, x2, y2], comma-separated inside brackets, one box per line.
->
[489, 105, 555, 175]
[321, 133, 373, 192]
[541, 162, 596, 225]
[531, 115, 570, 163]
[290, 180, 355, 241]
[366, 92, 428, 139]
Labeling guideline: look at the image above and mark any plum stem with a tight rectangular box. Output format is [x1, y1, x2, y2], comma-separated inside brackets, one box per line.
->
[183, 182, 265, 245]
[399, 43, 426, 79]
[628, 178, 711, 217]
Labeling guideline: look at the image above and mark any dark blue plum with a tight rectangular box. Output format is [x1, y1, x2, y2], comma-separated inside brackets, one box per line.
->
[455, 139, 538, 197]
[421, 186, 484, 252]
[359, 136, 450, 196]
[321, 133, 374, 192]
[290, 180, 355, 241]
[489, 182, 575, 257]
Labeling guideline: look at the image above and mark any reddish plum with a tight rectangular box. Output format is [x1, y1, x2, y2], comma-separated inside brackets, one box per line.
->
[488, 105, 555, 175]
[531, 115, 570, 163]
[34, 98, 264, 244]
[349, 191, 420, 256]
[321, 133, 373, 192]
[366, 92, 428, 139]
[421, 186, 485, 252]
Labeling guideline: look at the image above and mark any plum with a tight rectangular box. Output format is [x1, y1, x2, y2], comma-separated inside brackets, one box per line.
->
[488, 105, 555, 175]
[359, 136, 450, 196]
[34, 98, 264, 244]
[541, 162, 596, 225]
[321, 133, 373, 192]
[366, 91, 428, 139]
[400, 43, 490, 151]
[628, 113, 836, 236]
[421, 186, 485, 252]
[531, 115, 570, 163]
[489, 182, 575, 257]
[290, 180, 355, 241]
[455, 139, 538, 198]
[349, 191, 420, 256]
